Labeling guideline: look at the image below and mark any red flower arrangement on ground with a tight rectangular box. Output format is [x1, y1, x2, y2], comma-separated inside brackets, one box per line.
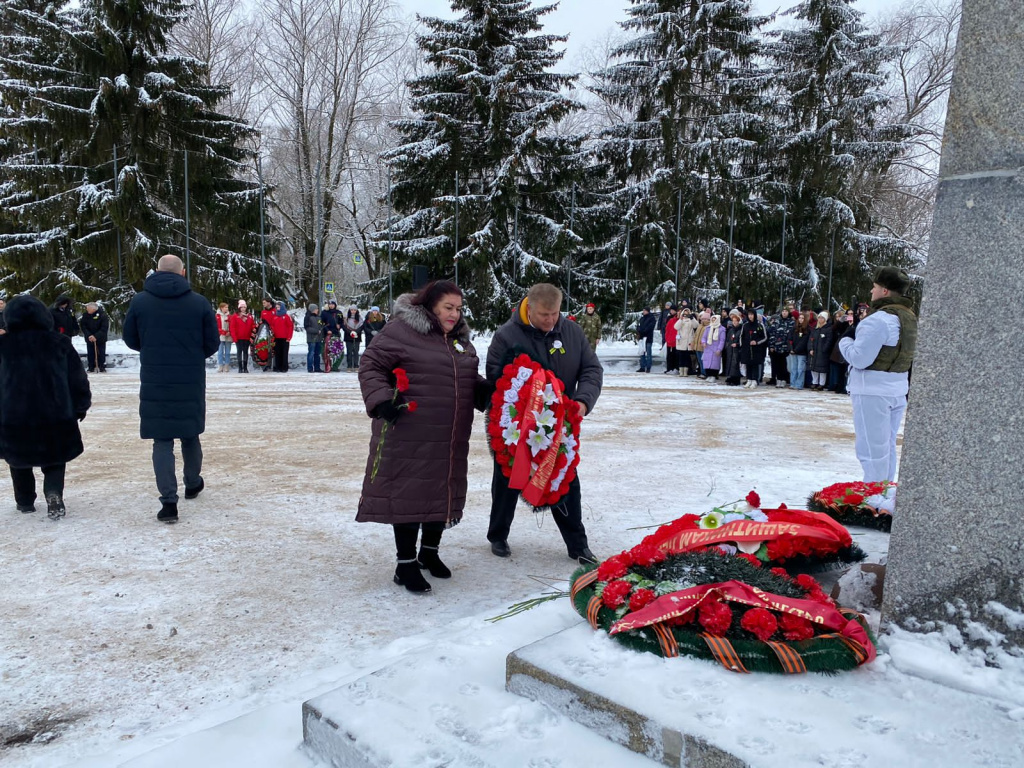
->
[636, 493, 865, 574]
[570, 545, 876, 674]
[808, 481, 897, 532]
[487, 354, 583, 507]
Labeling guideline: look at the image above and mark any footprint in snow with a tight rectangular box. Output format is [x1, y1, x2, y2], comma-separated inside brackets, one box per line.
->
[854, 715, 896, 735]
[458, 682, 480, 696]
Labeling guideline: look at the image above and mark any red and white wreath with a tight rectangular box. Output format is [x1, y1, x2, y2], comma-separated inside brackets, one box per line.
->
[488, 354, 583, 507]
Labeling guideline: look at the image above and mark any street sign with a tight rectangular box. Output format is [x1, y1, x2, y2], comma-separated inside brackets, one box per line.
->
[353, 251, 363, 265]
[324, 281, 334, 294]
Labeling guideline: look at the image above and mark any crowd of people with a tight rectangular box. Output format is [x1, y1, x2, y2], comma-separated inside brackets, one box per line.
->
[628, 299, 870, 393]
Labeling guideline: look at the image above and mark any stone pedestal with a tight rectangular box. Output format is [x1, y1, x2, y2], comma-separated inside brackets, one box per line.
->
[881, 0, 1024, 649]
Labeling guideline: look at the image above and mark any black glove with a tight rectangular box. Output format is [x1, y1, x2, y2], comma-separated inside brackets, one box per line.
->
[843, 323, 857, 341]
[373, 398, 404, 425]
[474, 381, 496, 413]
[76, 412, 87, 422]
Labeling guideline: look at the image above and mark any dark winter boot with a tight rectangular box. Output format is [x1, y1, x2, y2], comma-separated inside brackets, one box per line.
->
[17, 503, 36, 513]
[394, 559, 432, 593]
[45, 493, 66, 520]
[393, 523, 431, 592]
[157, 502, 178, 523]
[418, 525, 451, 578]
[184, 478, 205, 500]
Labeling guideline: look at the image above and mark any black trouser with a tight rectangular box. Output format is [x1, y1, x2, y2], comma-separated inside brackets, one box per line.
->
[9, 463, 66, 506]
[236, 340, 250, 372]
[345, 339, 360, 369]
[769, 352, 789, 383]
[829, 361, 848, 393]
[153, 437, 202, 503]
[665, 347, 678, 371]
[273, 340, 290, 372]
[487, 460, 588, 554]
[86, 340, 106, 371]
[393, 522, 445, 560]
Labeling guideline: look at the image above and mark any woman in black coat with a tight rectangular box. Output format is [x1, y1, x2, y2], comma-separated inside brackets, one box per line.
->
[0, 295, 91, 518]
[723, 310, 744, 386]
[739, 307, 768, 388]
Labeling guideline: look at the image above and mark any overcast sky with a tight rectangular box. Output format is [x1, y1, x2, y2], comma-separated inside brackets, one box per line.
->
[397, 0, 906, 68]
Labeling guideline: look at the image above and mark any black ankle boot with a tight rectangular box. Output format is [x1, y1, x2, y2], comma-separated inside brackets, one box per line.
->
[418, 546, 452, 578]
[394, 560, 432, 593]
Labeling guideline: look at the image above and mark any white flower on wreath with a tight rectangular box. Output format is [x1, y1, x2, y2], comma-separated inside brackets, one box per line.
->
[531, 461, 539, 473]
[562, 433, 578, 452]
[533, 408, 556, 429]
[747, 509, 768, 522]
[503, 387, 519, 404]
[698, 510, 725, 530]
[736, 540, 762, 554]
[527, 428, 553, 455]
[542, 383, 558, 406]
[722, 512, 746, 525]
[516, 366, 533, 383]
[502, 425, 521, 446]
[716, 544, 737, 555]
[499, 405, 513, 428]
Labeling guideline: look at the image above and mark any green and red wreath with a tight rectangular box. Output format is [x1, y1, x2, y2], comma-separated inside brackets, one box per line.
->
[568, 493, 876, 674]
[807, 481, 896, 532]
[639, 492, 866, 574]
[488, 354, 583, 508]
[571, 550, 875, 674]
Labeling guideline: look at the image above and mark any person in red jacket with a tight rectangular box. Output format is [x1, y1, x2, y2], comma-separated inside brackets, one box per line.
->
[270, 300, 294, 372]
[229, 300, 256, 372]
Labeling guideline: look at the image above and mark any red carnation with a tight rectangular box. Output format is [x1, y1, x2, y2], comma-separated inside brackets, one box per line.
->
[740, 608, 778, 642]
[393, 368, 410, 392]
[698, 600, 732, 636]
[770, 567, 790, 579]
[779, 612, 816, 641]
[845, 492, 865, 506]
[601, 579, 632, 609]
[745, 490, 761, 508]
[628, 588, 657, 612]
[597, 554, 630, 582]
[737, 553, 762, 568]
[406, 401, 418, 413]
[629, 540, 667, 568]
[795, 574, 820, 591]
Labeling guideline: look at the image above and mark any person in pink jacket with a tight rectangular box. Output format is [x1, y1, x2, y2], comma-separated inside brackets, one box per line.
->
[700, 314, 727, 380]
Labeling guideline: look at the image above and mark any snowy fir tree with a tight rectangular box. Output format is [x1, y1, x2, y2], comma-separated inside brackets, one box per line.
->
[766, 0, 916, 310]
[377, 0, 591, 326]
[589, 0, 788, 315]
[0, 0, 286, 315]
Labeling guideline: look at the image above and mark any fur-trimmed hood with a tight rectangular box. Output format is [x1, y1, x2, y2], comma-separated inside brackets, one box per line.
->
[391, 293, 471, 343]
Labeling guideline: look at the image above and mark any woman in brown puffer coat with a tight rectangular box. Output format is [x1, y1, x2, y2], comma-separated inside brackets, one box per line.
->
[356, 280, 489, 593]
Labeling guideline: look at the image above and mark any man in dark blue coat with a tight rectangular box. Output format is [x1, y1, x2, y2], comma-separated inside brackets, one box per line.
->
[123, 255, 219, 523]
[485, 283, 604, 564]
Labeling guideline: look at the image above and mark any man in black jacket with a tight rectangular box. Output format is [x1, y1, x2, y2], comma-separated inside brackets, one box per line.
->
[80, 302, 109, 372]
[123, 255, 219, 523]
[636, 306, 657, 372]
[485, 283, 604, 564]
[51, 294, 79, 338]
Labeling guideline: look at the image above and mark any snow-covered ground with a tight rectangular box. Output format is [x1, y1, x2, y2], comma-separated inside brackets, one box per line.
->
[1, 342, 1018, 767]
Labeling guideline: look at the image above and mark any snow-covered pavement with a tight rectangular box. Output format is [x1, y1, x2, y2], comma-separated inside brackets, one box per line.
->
[1, 358, 877, 767]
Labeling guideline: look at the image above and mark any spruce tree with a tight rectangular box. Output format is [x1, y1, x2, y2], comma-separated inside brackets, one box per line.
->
[0, 0, 285, 314]
[590, 0, 783, 314]
[767, 0, 914, 309]
[378, 0, 588, 326]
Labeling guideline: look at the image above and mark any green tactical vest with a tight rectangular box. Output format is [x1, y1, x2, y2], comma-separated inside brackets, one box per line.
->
[867, 296, 917, 373]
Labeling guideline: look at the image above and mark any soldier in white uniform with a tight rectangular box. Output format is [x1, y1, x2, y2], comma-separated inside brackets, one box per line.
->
[838, 267, 917, 482]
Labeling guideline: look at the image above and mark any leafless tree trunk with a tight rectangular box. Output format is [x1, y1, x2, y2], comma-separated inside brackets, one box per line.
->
[168, 0, 261, 121]
[255, 0, 405, 305]
[869, 0, 961, 263]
